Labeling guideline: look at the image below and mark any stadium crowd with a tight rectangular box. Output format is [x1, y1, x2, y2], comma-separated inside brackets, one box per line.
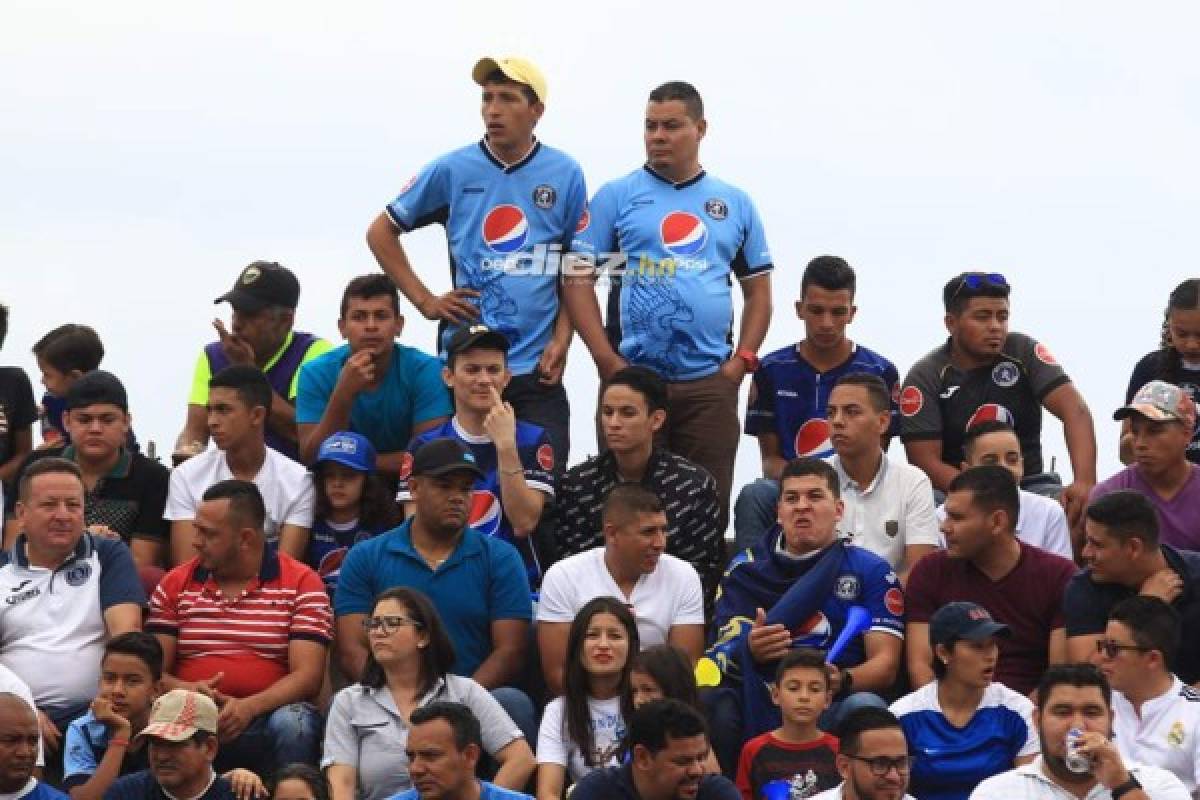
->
[1, 55, 1198, 800]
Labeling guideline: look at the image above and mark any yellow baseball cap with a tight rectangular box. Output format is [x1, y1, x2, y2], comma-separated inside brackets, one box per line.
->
[472, 56, 547, 103]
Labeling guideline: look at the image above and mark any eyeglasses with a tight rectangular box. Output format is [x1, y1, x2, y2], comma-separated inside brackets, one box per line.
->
[846, 754, 915, 776]
[363, 615, 424, 634]
[1095, 639, 1150, 659]
[949, 272, 1008, 304]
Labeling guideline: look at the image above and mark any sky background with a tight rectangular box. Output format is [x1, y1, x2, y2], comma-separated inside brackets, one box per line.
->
[4, 1, 1197, 504]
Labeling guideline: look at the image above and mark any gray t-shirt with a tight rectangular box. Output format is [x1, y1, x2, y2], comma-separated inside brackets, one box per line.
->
[322, 675, 523, 800]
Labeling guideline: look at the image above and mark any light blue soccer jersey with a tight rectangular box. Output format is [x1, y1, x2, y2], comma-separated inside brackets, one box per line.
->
[385, 140, 587, 375]
[572, 166, 772, 381]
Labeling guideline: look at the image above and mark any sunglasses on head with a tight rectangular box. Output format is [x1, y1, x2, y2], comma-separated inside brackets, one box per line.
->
[950, 272, 1008, 303]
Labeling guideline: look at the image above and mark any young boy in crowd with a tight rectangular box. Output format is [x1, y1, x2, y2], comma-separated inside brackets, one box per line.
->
[32, 324, 106, 447]
[736, 649, 841, 800]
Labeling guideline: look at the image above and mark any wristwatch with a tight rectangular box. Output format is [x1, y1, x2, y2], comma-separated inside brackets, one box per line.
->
[1110, 774, 1142, 800]
[736, 348, 760, 373]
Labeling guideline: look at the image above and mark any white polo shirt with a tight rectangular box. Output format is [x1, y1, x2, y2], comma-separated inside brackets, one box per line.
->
[537, 547, 704, 648]
[164, 446, 314, 539]
[1112, 677, 1200, 795]
[969, 758, 1188, 799]
[0, 534, 144, 716]
[937, 489, 1073, 559]
[827, 453, 940, 569]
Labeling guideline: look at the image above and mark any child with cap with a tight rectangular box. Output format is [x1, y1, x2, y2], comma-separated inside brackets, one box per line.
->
[283, 431, 400, 599]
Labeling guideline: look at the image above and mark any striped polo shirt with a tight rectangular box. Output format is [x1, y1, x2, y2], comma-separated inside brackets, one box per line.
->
[147, 545, 332, 698]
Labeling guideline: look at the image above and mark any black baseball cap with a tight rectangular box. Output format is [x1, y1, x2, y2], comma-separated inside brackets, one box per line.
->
[65, 370, 128, 412]
[411, 438, 485, 480]
[214, 261, 301, 312]
[446, 324, 510, 357]
[929, 602, 1010, 646]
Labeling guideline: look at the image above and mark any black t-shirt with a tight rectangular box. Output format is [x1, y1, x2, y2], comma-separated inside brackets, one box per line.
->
[1064, 545, 1200, 684]
[14, 446, 169, 544]
[900, 333, 1070, 475]
[0, 366, 37, 515]
[1127, 349, 1200, 464]
[571, 764, 740, 800]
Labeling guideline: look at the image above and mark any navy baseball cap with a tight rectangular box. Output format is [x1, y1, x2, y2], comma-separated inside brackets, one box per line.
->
[215, 261, 301, 312]
[315, 431, 376, 473]
[447, 324, 510, 358]
[411, 438, 484, 480]
[929, 602, 1010, 646]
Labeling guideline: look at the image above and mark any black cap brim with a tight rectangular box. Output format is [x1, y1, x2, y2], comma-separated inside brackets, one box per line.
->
[957, 621, 1011, 642]
[214, 289, 269, 312]
[450, 330, 511, 356]
[419, 463, 486, 481]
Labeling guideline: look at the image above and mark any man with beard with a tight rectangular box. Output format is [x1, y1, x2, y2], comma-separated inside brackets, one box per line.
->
[970, 664, 1186, 799]
[810, 707, 916, 800]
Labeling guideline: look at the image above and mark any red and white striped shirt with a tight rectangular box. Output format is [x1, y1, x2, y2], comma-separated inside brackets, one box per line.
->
[148, 547, 332, 698]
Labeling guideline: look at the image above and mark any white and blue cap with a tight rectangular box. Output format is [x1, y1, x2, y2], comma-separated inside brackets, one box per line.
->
[315, 431, 376, 473]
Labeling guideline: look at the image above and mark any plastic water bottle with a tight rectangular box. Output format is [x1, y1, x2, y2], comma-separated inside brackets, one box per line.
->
[1065, 727, 1091, 774]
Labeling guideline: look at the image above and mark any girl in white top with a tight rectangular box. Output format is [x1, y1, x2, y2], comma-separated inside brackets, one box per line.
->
[536, 596, 639, 800]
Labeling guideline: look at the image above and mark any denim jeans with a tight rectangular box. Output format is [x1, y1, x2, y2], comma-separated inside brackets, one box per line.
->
[733, 478, 780, 553]
[213, 701, 322, 777]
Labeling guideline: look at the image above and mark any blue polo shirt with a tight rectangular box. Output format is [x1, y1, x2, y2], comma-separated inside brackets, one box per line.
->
[334, 519, 531, 676]
[296, 343, 452, 455]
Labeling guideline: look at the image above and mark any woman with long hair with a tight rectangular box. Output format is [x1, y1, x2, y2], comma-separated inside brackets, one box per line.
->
[536, 597, 639, 799]
[323, 588, 534, 800]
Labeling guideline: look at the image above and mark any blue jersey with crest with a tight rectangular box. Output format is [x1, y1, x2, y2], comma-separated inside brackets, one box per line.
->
[385, 140, 587, 376]
[746, 343, 901, 459]
[572, 166, 772, 381]
[397, 418, 556, 586]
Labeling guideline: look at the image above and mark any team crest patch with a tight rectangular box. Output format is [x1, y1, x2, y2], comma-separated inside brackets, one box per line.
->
[64, 562, 93, 587]
[884, 587, 904, 616]
[1035, 342, 1059, 366]
[899, 386, 923, 417]
[834, 574, 860, 601]
[991, 361, 1019, 388]
[536, 444, 555, 472]
[1167, 720, 1186, 748]
[885, 520, 899, 538]
[240, 265, 261, 285]
[532, 184, 557, 209]
[704, 198, 728, 220]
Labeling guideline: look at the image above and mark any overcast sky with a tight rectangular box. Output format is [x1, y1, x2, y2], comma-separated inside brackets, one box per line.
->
[4, 1, 1197, 501]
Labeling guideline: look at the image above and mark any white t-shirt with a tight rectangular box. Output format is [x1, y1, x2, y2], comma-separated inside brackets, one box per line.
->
[536, 694, 624, 781]
[936, 489, 1072, 560]
[969, 758, 1189, 799]
[810, 784, 915, 800]
[536, 548, 704, 648]
[828, 454, 940, 568]
[164, 447, 314, 539]
[1112, 677, 1200, 795]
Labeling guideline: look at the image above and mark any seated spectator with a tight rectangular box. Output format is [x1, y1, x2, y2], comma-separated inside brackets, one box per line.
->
[395, 702, 534, 800]
[271, 765, 328, 800]
[103, 690, 235, 800]
[825, 373, 938, 583]
[0, 303, 36, 518]
[64, 633, 163, 798]
[899, 272, 1096, 527]
[938, 420, 1072, 560]
[165, 366, 313, 565]
[398, 325, 554, 587]
[284, 431, 399, 597]
[148, 480, 329, 777]
[968, 664, 1188, 800]
[736, 649, 840, 800]
[628, 645, 720, 775]
[8, 372, 168, 568]
[334, 439, 534, 741]
[704, 458, 902, 773]
[175, 262, 333, 465]
[809, 707, 917, 800]
[324, 588, 533, 800]
[736, 255, 900, 553]
[570, 699, 739, 800]
[1120, 279, 1200, 466]
[891, 602, 1037, 800]
[536, 598, 638, 799]
[0, 667, 38, 773]
[1095, 596, 1200, 795]
[0, 693, 65, 800]
[0, 458, 143, 749]
[296, 274, 451, 473]
[907, 466, 1074, 696]
[1092, 381, 1200, 550]
[1066, 490, 1200, 684]
[538, 483, 704, 696]
[552, 366, 723, 604]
